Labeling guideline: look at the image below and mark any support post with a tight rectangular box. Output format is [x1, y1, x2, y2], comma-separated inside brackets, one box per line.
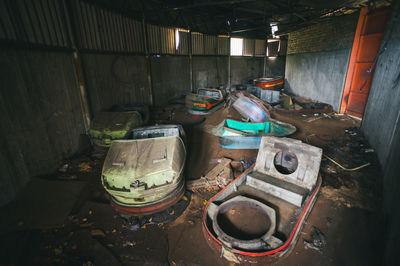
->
[142, 16, 154, 106]
[263, 39, 267, 76]
[63, 0, 91, 132]
[188, 29, 194, 92]
[228, 36, 231, 88]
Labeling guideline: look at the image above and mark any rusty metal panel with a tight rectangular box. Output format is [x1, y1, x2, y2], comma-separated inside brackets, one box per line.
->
[243, 38, 255, 56]
[176, 31, 189, 55]
[0, 0, 70, 47]
[255, 39, 266, 56]
[204, 34, 216, 55]
[192, 32, 204, 55]
[217, 36, 229, 55]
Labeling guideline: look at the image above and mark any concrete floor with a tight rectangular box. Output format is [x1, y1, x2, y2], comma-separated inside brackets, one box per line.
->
[0, 105, 383, 265]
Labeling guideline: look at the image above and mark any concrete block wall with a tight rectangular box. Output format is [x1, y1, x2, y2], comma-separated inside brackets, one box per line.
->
[285, 13, 358, 111]
[287, 14, 358, 55]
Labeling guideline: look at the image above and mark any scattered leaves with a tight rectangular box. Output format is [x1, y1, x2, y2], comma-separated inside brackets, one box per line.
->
[90, 229, 105, 237]
[122, 241, 136, 247]
[78, 162, 92, 172]
[54, 247, 63, 256]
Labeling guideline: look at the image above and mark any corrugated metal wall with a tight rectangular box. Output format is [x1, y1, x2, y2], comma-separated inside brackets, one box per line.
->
[191, 32, 204, 55]
[0, 0, 70, 47]
[81, 54, 150, 114]
[0, 0, 266, 57]
[217, 36, 229, 55]
[147, 24, 161, 54]
[70, 0, 144, 52]
[176, 31, 189, 55]
[192, 33, 230, 56]
[255, 39, 266, 56]
[0, 47, 85, 205]
[203, 34, 217, 55]
[243, 38, 255, 56]
[0, 0, 271, 206]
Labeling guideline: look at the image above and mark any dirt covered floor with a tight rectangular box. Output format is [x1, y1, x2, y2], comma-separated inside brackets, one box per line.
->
[0, 104, 384, 265]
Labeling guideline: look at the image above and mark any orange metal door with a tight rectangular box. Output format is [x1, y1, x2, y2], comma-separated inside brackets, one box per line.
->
[340, 7, 391, 117]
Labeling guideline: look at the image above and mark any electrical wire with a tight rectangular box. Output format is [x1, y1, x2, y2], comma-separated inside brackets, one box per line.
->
[323, 154, 370, 171]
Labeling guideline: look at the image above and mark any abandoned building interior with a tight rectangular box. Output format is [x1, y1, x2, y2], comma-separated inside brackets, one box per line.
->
[1, 0, 400, 265]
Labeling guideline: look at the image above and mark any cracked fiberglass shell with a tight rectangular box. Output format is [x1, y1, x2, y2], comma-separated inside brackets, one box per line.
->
[101, 135, 186, 208]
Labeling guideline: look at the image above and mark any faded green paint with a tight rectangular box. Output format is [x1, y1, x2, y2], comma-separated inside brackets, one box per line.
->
[101, 136, 186, 207]
[88, 111, 143, 147]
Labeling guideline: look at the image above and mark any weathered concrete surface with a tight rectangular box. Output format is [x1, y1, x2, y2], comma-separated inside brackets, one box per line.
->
[0, 48, 85, 206]
[230, 57, 263, 85]
[284, 48, 351, 111]
[361, 6, 400, 263]
[150, 55, 190, 106]
[193, 56, 228, 88]
[81, 54, 150, 114]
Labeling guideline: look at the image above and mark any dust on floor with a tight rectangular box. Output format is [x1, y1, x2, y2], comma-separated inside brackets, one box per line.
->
[0, 105, 383, 265]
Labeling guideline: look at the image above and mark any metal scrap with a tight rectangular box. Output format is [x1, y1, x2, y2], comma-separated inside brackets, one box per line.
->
[186, 158, 232, 190]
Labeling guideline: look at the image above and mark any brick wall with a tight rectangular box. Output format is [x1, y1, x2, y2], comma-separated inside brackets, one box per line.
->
[287, 13, 358, 54]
